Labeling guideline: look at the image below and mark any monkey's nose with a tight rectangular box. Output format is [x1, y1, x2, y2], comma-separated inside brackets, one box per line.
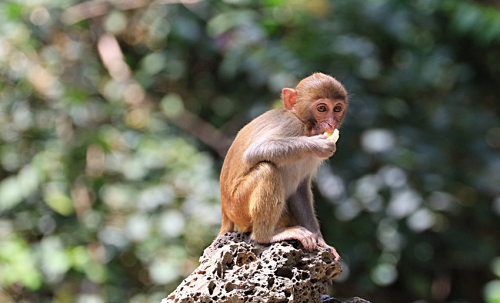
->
[319, 121, 335, 132]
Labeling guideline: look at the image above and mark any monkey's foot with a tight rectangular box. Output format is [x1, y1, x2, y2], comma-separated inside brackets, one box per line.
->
[265, 226, 318, 252]
[318, 239, 341, 261]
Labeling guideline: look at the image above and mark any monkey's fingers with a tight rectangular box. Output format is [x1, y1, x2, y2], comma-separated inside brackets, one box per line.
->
[297, 235, 317, 252]
[296, 230, 318, 252]
[331, 248, 341, 261]
[318, 241, 341, 261]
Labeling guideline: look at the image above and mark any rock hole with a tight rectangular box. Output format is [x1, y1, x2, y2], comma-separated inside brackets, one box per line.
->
[208, 281, 216, 295]
[225, 283, 237, 292]
[268, 277, 275, 288]
[216, 264, 222, 278]
[275, 267, 293, 279]
[236, 256, 244, 265]
[284, 289, 291, 298]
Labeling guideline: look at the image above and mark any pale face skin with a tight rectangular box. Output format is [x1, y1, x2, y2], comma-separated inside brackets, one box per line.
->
[306, 98, 347, 136]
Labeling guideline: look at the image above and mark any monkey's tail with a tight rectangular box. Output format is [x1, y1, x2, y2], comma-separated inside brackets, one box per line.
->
[219, 213, 235, 236]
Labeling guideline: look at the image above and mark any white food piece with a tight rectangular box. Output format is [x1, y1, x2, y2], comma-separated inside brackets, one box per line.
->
[323, 129, 340, 143]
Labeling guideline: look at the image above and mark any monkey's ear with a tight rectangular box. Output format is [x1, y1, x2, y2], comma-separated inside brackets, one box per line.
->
[282, 88, 298, 111]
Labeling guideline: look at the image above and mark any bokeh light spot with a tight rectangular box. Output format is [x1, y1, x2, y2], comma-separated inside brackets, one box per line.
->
[361, 129, 396, 153]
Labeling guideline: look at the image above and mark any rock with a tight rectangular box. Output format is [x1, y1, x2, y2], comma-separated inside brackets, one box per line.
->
[162, 232, 368, 303]
[321, 295, 371, 303]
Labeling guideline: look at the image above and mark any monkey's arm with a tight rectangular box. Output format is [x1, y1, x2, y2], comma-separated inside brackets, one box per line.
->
[243, 135, 335, 167]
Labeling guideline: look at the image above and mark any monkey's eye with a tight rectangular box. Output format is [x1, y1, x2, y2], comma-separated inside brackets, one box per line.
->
[333, 105, 342, 112]
[317, 105, 327, 112]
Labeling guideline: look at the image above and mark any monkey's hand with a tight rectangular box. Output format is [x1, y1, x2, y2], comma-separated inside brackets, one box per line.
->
[318, 238, 340, 261]
[310, 135, 337, 159]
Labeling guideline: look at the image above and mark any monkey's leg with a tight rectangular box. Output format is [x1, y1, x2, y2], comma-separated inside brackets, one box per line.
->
[247, 163, 318, 251]
[218, 211, 235, 236]
[247, 162, 285, 242]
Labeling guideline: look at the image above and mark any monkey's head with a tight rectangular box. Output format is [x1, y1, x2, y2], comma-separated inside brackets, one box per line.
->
[282, 73, 348, 136]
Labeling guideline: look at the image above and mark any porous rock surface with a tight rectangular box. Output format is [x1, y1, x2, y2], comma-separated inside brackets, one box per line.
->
[162, 232, 365, 303]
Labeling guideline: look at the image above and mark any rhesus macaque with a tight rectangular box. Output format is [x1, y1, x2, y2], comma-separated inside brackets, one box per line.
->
[219, 73, 348, 261]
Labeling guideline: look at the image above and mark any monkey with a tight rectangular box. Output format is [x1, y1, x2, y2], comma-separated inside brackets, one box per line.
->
[219, 73, 348, 261]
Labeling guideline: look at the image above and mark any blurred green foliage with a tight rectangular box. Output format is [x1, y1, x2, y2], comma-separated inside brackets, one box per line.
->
[0, 0, 499, 302]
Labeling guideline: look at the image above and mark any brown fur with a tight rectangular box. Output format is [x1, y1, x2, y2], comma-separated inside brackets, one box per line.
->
[219, 73, 348, 260]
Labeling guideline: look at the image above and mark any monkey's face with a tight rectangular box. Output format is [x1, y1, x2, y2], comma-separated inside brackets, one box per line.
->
[308, 98, 347, 136]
